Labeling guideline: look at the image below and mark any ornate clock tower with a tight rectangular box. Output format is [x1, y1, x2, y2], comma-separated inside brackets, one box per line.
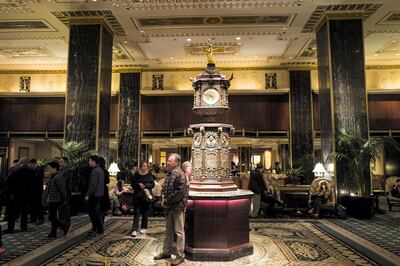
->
[185, 43, 253, 261]
[188, 43, 236, 189]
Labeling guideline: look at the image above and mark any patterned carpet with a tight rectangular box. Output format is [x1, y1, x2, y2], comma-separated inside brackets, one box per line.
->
[0, 214, 91, 265]
[40, 218, 379, 266]
[329, 210, 400, 257]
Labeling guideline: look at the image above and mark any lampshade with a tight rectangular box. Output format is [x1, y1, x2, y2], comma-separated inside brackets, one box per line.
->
[312, 162, 327, 177]
[108, 162, 120, 176]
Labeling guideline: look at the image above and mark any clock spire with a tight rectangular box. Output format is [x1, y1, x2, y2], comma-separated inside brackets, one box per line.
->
[207, 40, 215, 66]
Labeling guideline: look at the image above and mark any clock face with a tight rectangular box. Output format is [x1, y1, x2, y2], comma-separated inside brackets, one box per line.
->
[202, 88, 220, 105]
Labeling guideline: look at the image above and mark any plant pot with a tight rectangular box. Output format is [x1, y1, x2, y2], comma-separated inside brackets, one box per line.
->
[340, 195, 375, 219]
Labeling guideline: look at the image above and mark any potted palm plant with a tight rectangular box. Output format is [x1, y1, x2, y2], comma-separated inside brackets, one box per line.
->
[330, 129, 400, 218]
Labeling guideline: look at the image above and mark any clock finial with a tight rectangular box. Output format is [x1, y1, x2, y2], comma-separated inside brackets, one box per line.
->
[207, 39, 215, 65]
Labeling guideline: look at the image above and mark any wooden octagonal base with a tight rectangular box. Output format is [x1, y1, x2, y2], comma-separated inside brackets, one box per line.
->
[185, 189, 254, 261]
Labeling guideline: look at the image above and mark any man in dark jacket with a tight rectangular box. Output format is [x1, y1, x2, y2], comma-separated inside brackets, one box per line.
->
[4, 158, 33, 233]
[28, 159, 44, 224]
[154, 153, 188, 266]
[46, 161, 69, 238]
[248, 164, 266, 218]
[85, 155, 105, 234]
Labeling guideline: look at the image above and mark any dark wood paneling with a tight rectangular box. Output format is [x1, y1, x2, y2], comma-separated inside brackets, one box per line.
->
[0, 97, 65, 131]
[368, 94, 400, 130]
[141, 94, 289, 131]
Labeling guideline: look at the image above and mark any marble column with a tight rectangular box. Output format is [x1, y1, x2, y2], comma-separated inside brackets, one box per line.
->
[289, 70, 313, 167]
[316, 18, 370, 195]
[238, 147, 252, 173]
[118, 73, 141, 169]
[65, 23, 113, 159]
[140, 144, 151, 165]
[178, 146, 191, 163]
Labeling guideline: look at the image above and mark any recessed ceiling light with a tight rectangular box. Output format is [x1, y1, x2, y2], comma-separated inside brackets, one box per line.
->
[254, 55, 258, 58]
[374, 54, 378, 57]
[289, 56, 294, 59]
[140, 30, 145, 33]
[397, 53, 400, 56]
[186, 38, 192, 42]
[238, 42, 242, 45]
[170, 57, 174, 59]
[235, 37, 241, 40]
[123, 41, 128, 44]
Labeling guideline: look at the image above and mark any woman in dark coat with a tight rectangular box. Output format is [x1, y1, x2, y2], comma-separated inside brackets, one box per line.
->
[99, 157, 111, 221]
[130, 162, 155, 237]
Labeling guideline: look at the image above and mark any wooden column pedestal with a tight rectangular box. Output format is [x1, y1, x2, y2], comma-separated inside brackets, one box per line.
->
[185, 188, 253, 261]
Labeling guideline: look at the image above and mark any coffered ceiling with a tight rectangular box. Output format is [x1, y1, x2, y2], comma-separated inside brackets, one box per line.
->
[0, 0, 399, 70]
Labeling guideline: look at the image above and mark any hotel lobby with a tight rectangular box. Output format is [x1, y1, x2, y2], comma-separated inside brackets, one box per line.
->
[0, 0, 400, 265]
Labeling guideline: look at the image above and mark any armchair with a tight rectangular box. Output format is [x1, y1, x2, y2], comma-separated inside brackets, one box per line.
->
[385, 176, 400, 211]
[308, 178, 336, 216]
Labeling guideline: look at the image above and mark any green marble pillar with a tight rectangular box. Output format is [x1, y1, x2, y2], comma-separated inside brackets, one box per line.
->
[316, 18, 370, 196]
[65, 23, 113, 159]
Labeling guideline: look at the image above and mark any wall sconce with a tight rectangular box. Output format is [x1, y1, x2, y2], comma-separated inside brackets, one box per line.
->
[312, 162, 327, 178]
[108, 162, 120, 176]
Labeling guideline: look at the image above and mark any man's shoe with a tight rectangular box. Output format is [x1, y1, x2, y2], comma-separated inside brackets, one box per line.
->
[63, 223, 71, 236]
[139, 228, 146, 234]
[131, 231, 137, 237]
[47, 232, 57, 238]
[171, 256, 185, 265]
[3, 229, 14, 234]
[113, 210, 122, 216]
[153, 253, 171, 260]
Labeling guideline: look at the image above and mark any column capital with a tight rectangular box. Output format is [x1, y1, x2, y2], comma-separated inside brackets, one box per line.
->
[67, 17, 115, 37]
[315, 12, 364, 33]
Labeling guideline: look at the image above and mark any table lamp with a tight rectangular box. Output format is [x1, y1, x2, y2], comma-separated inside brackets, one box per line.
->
[108, 162, 120, 176]
[312, 162, 327, 178]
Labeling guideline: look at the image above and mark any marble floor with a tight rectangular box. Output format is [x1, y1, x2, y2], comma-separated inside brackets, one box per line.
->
[1, 201, 400, 266]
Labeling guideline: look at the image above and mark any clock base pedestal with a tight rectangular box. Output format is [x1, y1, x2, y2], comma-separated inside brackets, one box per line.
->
[185, 189, 254, 261]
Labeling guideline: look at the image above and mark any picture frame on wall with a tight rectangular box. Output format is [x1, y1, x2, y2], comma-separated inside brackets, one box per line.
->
[265, 73, 277, 89]
[18, 147, 29, 160]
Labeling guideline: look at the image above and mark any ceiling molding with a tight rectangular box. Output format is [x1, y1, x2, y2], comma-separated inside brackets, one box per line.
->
[144, 31, 284, 38]
[126, 0, 305, 11]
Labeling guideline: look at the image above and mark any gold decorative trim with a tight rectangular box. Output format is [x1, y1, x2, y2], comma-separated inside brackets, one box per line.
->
[0, 70, 67, 74]
[0, 92, 66, 97]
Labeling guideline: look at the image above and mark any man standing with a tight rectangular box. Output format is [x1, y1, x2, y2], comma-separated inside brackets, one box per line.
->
[154, 153, 188, 266]
[4, 158, 33, 233]
[59, 157, 73, 228]
[248, 164, 266, 218]
[28, 159, 44, 225]
[85, 155, 105, 234]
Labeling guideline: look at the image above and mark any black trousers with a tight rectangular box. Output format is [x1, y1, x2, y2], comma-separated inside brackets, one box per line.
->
[7, 200, 28, 231]
[29, 190, 44, 222]
[88, 196, 103, 233]
[48, 202, 67, 234]
[132, 202, 150, 231]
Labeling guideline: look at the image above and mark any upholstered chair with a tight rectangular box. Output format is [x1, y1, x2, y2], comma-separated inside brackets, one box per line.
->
[385, 176, 400, 211]
[308, 178, 336, 216]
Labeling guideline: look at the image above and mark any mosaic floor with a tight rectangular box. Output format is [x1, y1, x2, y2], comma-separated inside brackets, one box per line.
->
[0, 214, 91, 265]
[34, 218, 389, 266]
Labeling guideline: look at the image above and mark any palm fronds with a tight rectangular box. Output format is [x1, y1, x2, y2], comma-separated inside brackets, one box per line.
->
[44, 139, 96, 168]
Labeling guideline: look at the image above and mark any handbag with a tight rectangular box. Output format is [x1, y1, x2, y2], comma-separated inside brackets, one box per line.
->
[143, 188, 153, 202]
[121, 202, 129, 213]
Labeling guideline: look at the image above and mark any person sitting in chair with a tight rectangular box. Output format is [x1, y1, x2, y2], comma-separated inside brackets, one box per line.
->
[308, 181, 331, 218]
[391, 179, 400, 198]
[261, 179, 284, 216]
[109, 180, 126, 216]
